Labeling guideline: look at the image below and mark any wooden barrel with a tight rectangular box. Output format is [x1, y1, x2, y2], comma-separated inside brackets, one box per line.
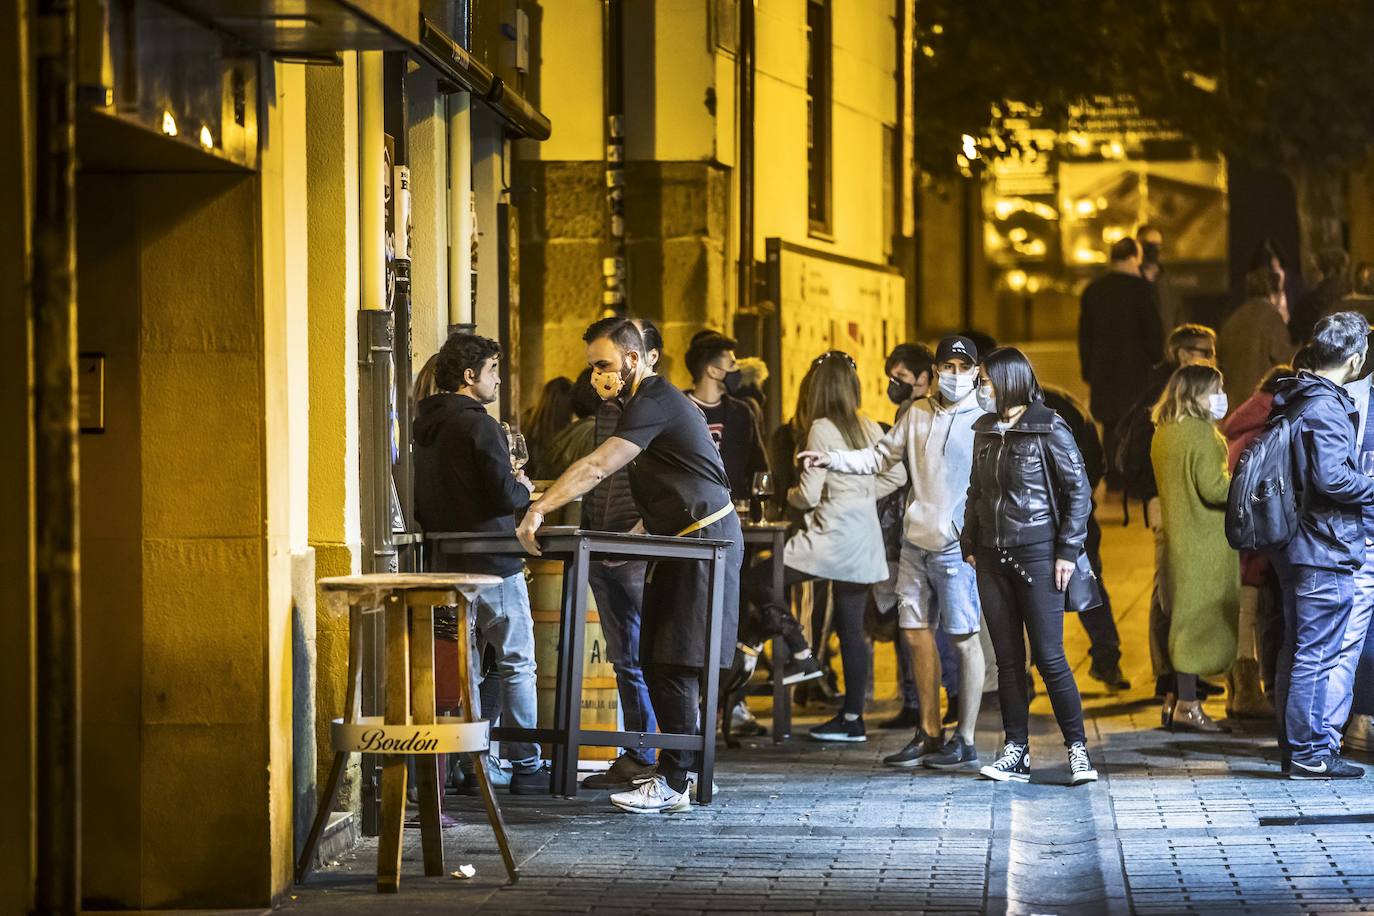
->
[528, 559, 619, 761]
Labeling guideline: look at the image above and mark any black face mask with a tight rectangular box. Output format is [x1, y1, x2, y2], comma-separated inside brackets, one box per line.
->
[1141, 241, 1161, 265]
[887, 378, 914, 405]
[723, 369, 744, 396]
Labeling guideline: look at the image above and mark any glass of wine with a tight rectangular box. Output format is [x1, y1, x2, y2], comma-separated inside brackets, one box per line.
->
[749, 471, 773, 524]
[509, 431, 529, 472]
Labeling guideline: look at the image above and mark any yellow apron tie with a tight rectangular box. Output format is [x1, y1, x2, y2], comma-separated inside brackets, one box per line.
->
[674, 503, 734, 537]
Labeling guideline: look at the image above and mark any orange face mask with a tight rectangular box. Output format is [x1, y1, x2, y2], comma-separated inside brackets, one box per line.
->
[591, 367, 627, 400]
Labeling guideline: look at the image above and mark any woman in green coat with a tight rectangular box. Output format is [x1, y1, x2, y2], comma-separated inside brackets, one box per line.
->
[1150, 363, 1240, 733]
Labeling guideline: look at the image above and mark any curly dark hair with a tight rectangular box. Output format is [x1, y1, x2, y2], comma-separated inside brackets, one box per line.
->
[435, 333, 501, 392]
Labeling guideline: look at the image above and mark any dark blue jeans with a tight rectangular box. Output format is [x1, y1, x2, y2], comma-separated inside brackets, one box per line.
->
[588, 560, 658, 765]
[1275, 555, 1357, 764]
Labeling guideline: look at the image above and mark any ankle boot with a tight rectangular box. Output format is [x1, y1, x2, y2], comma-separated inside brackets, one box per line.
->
[1226, 658, 1274, 719]
[1172, 700, 1231, 733]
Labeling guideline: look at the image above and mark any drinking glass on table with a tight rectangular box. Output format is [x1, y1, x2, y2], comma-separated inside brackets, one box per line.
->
[509, 431, 529, 472]
[1362, 450, 1374, 478]
[749, 471, 773, 524]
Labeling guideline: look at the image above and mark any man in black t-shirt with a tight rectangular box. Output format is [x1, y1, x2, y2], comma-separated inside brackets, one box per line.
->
[685, 332, 771, 499]
[518, 318, 744, 814]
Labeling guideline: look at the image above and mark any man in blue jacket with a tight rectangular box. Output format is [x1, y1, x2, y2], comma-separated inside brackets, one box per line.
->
[1272, 311, 1374, 779]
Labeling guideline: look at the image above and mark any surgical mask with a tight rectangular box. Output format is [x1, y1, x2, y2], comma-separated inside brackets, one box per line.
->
[976, 387, 997, 414]
[591, 365, 631, 401]
[722, 369, 743, 396]
[1209, 392, 1229, 421]
[887, 378, 914, 405]
[939, 370, 976, 402]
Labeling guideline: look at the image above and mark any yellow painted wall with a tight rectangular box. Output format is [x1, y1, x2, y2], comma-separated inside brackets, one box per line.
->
[0, 1, 35, 911]
[523, 0, 604, 162]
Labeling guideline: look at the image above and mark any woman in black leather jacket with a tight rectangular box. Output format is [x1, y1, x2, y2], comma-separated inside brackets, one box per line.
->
[960, 347, 1098, 786]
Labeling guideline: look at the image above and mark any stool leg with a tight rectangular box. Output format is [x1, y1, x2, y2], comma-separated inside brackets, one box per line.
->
[409, 602, 445, 877]
[296, 603, 365, 883]
[456, 596, 520, 883]
[377, 593, 410, 893]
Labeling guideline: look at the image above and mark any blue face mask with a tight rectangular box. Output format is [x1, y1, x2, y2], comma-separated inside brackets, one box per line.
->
[939, 370, 976, 402]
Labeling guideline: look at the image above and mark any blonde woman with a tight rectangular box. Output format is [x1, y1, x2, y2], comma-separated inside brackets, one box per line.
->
[743, 351, 906, 741]
[1150, 363, 1240, 733]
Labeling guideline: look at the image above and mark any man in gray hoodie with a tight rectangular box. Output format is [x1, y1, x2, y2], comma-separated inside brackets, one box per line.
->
[800, 335, 987, 769]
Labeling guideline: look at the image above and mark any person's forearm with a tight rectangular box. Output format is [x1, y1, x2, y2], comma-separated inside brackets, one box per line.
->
[531, 456, 608, 515]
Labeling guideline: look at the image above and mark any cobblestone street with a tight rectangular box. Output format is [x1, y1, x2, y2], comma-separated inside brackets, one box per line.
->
[287, 505, 1374, 914]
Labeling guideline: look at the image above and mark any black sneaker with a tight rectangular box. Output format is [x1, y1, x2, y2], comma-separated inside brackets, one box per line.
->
[882, 729, 943, 768]
[509, 762, 553, 795]
[1068, 741, 1098, 785]
[877, 707, 920, 730]
[1290, 755, 1366, 780]
[979, 741, 1030, 782]
[1089, 664, 1131, 691]
[924, 734, 979, 770]
[783, 654, 825, 685]
[582, 754, 656, 790]
[809, 713, 867, 743]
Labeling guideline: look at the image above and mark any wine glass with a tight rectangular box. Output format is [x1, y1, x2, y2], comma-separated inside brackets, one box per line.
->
[509, 431, 529, 471]
[749, 472, 773, 523]
[1361, 450, 1374, 478]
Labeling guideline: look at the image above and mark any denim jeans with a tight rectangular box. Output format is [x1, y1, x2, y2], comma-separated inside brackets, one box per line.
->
[468, 573, 541, 772]
[1344, 542, 1374, 717]
[1275, 556, 1358, 764]
[588, 560, 658, 765]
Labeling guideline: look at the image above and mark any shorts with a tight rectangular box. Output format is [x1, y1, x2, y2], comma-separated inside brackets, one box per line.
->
[895, 540, 981, 635]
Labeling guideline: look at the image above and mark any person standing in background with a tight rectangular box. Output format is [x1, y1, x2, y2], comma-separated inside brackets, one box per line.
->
[1079, 237, 1165, 491]
[522, 376, 574, 481]
[686, 332, 771, 500]
[1218, 265, 1294, 414]
[1139, 225, 1185, 334]
[1293, 248, 1351, 345]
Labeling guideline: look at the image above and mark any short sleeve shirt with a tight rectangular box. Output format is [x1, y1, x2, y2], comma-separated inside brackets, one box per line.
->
[612, 375, 733, 535]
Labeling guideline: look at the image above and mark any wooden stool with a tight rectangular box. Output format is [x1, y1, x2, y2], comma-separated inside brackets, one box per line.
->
[295, 573, 519, 891]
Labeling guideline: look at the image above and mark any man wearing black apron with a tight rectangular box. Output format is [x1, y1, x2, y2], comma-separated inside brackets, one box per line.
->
[517, 317, 744, 814]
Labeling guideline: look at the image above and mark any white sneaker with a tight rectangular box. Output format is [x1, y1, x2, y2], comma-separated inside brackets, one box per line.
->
[610, 775, 690, 814]
[631, 770, 719, 796]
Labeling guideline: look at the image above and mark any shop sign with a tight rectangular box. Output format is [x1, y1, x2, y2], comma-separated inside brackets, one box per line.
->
[331, 717, 490, 754]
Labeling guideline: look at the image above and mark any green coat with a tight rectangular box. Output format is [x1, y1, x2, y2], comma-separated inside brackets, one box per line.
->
[1150, 416, 1240, 677]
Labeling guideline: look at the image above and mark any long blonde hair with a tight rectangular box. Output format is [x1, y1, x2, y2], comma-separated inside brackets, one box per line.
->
[804, 350, 868, 449]
[1152, 363, 1223, 426]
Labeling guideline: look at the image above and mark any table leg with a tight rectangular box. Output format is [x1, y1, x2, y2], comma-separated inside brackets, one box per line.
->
[549, 562, 576, 796]
[296, 603, 365, 883]
[771, 532, 792, 742]
[698, 545, 725, 805]
[456, 596, 519, 883]
[408, 602, 444, 877]
[377, 593, 411, 894]
[560, 543, 591, 797]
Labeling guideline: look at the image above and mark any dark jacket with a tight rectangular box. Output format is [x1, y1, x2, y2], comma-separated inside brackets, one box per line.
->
[413, 393, 531, 578]
[1078, 270, 1165, 423]
[581, 398, 640, 533]
[1271, 372, 1374, 571]
[962, 399, 1092, 562]
[1041, 387, 1104, 490]
[688, 391, 771, 499]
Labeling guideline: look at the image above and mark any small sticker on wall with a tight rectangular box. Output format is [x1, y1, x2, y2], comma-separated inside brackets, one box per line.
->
[79, 353, 105, 434]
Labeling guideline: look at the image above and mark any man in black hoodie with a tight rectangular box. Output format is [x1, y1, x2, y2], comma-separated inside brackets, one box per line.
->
[413, 332, 548, 795]
[1271, 312, 1374, 779]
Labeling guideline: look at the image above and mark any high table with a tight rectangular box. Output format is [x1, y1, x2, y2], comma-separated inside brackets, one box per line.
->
[738, 521, 793, 743]
[425, 527, 731, 803]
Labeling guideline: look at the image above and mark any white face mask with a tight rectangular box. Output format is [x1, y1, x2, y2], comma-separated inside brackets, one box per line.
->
[939, 370, 976, 402]
[1209, 392, 1229, 421]
[976, 387, 997, 414]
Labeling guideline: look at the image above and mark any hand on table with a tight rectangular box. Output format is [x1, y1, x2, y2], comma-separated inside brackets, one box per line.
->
[517, 506, 545, 556]
[516, 471, 535, 494]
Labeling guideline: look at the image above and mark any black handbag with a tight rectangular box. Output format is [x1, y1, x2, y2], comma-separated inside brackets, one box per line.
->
[1035, 435, 1103, 613]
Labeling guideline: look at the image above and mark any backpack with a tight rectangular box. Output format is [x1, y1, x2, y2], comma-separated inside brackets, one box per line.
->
[1112, 399, 1158, 522]
[1225, 410, 1301, 551]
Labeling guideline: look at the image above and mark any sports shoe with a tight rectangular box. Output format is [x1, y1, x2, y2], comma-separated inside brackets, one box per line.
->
[923, 734, 979, 770]
[783, 654, 825, 685]
[1068, 741, 1098, 785]
[633, 770, 719, 796]
[883, 729, 943, 768]
[509, 762, 553, 796]
[610, 775, 690, 813]
[809, 713, 867, 742]
[878, 707, 920, 730]
[1290, 755, 1366, 780]
[730, 700, 767, 737]
[979, 741, 1030, 782]
[1089, 664, 1131, 691]
[581, 754, 656, 790]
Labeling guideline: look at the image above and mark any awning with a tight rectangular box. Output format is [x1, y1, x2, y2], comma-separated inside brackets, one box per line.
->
[413, 16, 551, 141]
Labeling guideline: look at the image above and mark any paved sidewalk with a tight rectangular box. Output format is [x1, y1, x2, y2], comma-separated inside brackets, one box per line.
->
[286, 505, 1374, 914]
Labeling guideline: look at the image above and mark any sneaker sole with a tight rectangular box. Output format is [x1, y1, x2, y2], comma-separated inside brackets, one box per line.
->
[1287, 772, 1333, 780]
[782, 669, 826, 686]
[884, 755, 932, 768]
[1070, 771, 1099, 785]
[809, 732, 867, 742]
[610, 798, 691, 814]
[978, 767, 1030, 783]
[924, 757, 979, 770]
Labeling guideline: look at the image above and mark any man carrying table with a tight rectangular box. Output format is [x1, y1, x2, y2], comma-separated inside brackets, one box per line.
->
[516, 317, 745, 814]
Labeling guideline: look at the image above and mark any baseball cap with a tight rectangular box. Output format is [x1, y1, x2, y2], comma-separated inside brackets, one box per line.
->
[935, 335, 979, 366]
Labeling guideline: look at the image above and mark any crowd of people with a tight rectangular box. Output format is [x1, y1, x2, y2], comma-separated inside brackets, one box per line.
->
[407, 228, 1374, 817]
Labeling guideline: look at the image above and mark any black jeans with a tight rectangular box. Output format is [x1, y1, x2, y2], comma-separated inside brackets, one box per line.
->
[976, 540, 1087, 746]
[744, 562, 870, 716]
[1077, 513, 1122, 671]
[644, 662, 703, 791]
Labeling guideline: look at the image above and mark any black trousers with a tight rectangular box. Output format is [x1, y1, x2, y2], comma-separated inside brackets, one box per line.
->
[743, 562, 870, 716]
[645, 662, 702, 789]
[1077, 513, 1122, 671]
[977, 540, 1087, 746]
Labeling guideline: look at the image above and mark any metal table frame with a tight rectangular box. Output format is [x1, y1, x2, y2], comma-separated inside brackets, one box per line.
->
[425, 527, 730, 803]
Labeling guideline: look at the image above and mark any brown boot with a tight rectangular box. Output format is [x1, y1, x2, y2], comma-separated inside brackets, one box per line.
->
[1226, 658, 1274, 719]
[1172, 700, 1231, 733]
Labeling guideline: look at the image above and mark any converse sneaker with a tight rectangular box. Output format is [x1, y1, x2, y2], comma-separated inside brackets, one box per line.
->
[882, 729, 943, 768]
[1290, 755, 1366, 780]
[1068, 741, 1098, 785]
[809, 713, 867, 742]
[923, 734, 979, 770]
[610, 774, 690, 813]
[978, 741, 1030, 782]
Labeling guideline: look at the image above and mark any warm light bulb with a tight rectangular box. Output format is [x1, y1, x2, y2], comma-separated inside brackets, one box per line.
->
[199, 125, 214, 149]
[161, 110, 178, 137]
